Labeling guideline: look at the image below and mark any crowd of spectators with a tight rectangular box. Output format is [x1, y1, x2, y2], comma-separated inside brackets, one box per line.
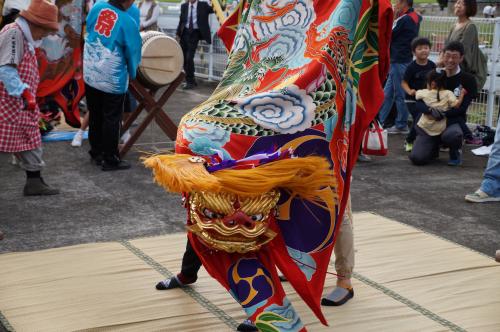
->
[375, 0, 498, 202]
[379, 0, 487, 161]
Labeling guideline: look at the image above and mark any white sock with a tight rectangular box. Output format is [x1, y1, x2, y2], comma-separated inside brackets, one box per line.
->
[325, 286, 351, 302]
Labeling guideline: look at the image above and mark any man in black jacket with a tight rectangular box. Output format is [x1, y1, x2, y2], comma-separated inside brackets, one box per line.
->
[410, 41, 477, 166]
[176, 0, 213, 89]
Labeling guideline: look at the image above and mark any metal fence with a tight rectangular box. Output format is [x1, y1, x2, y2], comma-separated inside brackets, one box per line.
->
[158, 15, 228, 81]
[160, 16, 500, 127]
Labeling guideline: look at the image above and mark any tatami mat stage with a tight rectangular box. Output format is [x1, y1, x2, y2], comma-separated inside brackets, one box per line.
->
[1, 213, 499, 332]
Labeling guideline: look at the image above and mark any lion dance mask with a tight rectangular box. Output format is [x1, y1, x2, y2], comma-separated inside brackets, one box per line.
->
[145, 0, 393, 330]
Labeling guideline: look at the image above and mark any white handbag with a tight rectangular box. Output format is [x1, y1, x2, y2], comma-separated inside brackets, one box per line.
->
[362, 120, 388, 156]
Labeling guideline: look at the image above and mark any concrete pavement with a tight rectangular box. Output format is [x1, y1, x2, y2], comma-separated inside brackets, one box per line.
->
[1, 79, 498, 257]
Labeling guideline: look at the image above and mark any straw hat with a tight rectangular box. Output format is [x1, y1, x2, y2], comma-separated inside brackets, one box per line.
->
[20, 0, 59, 31]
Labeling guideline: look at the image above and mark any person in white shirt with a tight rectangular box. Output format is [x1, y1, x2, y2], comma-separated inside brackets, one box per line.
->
[138, 0, 159, 31]
[483, 4, 492, 17]
[489, 3, 497, 17]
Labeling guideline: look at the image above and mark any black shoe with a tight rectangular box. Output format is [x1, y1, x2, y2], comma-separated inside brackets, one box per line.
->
[155, 277, 183, 290]
[278, 275, 288, 282]
[237, 319, 258, 332]
[101, 160, 131, 171]
[182, 83, 195, 90]
[321, 287, 354, 306]
[23, 177, 60, 196]
[89, 151, 103, 166]
[90, 156, 103, 166]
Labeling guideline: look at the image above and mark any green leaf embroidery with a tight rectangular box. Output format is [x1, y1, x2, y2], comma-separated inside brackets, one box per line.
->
[257, 312, 290, 323]
[255, 322, 281, 332]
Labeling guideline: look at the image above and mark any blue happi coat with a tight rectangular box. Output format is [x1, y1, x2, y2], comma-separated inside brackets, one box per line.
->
[84, 1, 141, 94]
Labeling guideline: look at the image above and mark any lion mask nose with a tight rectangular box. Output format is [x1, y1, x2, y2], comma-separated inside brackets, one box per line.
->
[222, 211, 255, 229]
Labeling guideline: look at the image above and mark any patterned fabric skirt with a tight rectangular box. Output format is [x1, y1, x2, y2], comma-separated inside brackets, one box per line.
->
[0, 120, 41, 153]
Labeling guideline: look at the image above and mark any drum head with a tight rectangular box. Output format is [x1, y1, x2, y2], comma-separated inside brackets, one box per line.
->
[140, 31, 165, 45]
[139, 33, 183, 87]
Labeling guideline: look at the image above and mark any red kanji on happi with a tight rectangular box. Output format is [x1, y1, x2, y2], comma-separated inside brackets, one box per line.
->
[94, 9, 117, 37]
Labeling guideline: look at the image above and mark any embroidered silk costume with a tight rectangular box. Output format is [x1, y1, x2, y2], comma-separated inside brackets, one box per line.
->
[146, 0, 393, 330]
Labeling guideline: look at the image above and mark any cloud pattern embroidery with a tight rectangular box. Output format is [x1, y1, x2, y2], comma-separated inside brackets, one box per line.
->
[237, 85, 315, 134]
[183, 121, 231, 158]
[252, 0, 315, 40]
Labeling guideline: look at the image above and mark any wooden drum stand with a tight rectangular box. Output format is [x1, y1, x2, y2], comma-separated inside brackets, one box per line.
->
[119, 32, 184, 158]
[119, 74, 184, 158]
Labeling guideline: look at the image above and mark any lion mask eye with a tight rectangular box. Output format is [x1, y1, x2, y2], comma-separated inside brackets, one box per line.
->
[250, 213, 264, 222]
[203, 208, 218, 219]
[202, 208, 226, 219]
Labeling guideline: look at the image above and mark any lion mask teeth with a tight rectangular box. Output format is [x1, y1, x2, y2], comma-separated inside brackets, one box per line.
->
[188, 191, 280, 253]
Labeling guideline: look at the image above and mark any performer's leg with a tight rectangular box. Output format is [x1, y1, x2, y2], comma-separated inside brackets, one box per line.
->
[187, 234, 306, 331]
[85, 84, 104, 163]
[180, 238, 202, 281]
[100, 91, 128, 170]
[16, 147, 59, 196]
[322, 197, 354, 306]
[156, 238, 202, 290]
[228, 255, 306, 331]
